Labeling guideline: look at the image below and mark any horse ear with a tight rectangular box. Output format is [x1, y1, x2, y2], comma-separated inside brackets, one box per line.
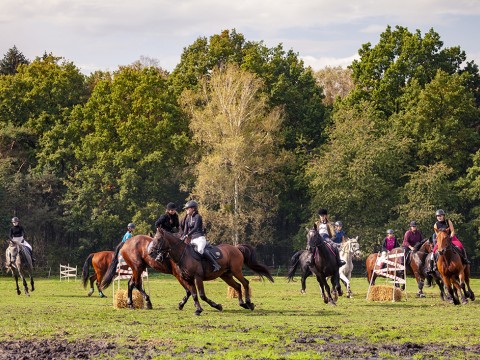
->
[313, 223, 317, 231]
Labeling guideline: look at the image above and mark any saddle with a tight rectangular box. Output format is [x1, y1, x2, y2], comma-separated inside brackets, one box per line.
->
[189, 243, 222, 261]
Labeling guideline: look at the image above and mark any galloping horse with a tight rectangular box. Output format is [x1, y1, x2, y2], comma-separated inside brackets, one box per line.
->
[100, 234, 188, 309]
[154, 228, 274, 315]
[5, 240, 34, 296]
[304, 225, 342, 305]
[82, 251, 115, 298]
[287, 236, 360, 298]
[436, 230, 475, 305]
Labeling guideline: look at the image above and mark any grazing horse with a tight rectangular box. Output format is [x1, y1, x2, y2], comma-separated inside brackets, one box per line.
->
[100, 234, 189, 309]
[287, 236, 360, 298]
[82, 251, 116, 298]
[154, 228, 274, 315]
[5, 240, 34, 296]
[436, 230, 475, 305]
[305, 225, 342, 305]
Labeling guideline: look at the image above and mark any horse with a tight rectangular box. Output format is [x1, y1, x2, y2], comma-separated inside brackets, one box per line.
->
[304, 225, 342, 305]
[82, 251, 116, 298]
[5, 240, 35, 296]
[287, 236, 360, 298]
[153, 228, 274, 315]
[436, 230, 475, 305]
[100, 234, 190, 309]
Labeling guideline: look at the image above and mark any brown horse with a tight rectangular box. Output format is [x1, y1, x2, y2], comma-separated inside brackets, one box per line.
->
[82, 251, 115, 298]
[436, 230, 475, 305]
[100, 234, 190, 309]
[154, 228, 274, 315]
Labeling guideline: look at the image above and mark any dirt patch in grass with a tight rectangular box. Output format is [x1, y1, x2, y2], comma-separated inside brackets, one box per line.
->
[0, 338, 479, 359]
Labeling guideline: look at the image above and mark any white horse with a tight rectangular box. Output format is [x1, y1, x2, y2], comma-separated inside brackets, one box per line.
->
[5, 240, 35, 296]
[338, 236, 361, 298]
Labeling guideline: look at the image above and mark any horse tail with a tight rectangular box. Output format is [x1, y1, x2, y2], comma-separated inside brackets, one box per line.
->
[81, 253, 94, 289]
[237, 244, 274, 283]
[287, 250, 303, 282]
[99, 242, 124, 291]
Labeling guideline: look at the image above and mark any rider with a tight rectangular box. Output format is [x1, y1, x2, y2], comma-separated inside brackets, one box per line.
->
[306, 208, 346, 268]
[122, 223, 135, 242]
[180, 200, 220, 272]
[402, 221, 423, 263]
[9, 217, 34, 263]
[429, 209, 470, 272]
[332, 221, 345, 245]
[153, 202, 180, 262]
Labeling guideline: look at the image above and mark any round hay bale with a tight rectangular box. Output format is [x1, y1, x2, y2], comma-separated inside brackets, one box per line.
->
[114, 289, 145, 309]
[368, 285, 403, 302]
[227, 285, 253, 299]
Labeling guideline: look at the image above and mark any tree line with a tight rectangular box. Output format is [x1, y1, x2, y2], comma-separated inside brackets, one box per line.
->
[1, 26, 479, 270]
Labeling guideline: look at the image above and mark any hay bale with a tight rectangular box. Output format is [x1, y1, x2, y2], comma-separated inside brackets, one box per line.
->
[368, 285, 403, 302]
[114, 289, 145, 309]
[227, 285, 253, 299]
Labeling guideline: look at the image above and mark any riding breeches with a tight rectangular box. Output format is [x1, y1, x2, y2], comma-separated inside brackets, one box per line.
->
[12, 236, 32, 251]
[191, 236, 207, 254]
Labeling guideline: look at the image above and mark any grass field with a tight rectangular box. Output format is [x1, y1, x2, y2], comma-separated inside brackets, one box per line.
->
[0, 273, 479, 359]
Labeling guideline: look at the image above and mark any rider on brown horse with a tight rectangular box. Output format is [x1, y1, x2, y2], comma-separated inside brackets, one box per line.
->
[428, 209, 470, 273]
[306, 208, 345, 268]
[180, 200, 221, 272]
[152, 202, 180, 262]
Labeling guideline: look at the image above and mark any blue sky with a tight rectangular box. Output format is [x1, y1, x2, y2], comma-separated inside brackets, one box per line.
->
[1, 0, 479, 74]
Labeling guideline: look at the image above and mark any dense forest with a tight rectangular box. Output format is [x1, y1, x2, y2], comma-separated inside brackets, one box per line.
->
[1, 26, 479, 272]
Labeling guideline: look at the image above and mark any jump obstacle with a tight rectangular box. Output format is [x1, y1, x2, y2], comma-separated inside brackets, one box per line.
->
[112, 256, 149, 306]
[366, 250, 407, 301]
[59, 264, 77, 281]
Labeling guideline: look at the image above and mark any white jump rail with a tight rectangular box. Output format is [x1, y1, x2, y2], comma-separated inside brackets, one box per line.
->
[366, 250, 407, 301]
[59, 264, 78, 281]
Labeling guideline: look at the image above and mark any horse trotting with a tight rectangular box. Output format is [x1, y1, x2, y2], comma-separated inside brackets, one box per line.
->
[5, 240, 34, 296]
[82, 251, 115, 298]
[155, 228, 274, 315]
[338, 237, 361, 298]
[436, 230, 474, 305]
[306, 225, 342, 305]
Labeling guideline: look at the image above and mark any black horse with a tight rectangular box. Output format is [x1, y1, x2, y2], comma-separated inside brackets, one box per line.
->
[302, 225, 343, 305]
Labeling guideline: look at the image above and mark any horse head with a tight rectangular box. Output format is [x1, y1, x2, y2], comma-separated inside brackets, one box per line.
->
[153, 229, 170, 262]
[349, 236, 361, 259]
[436, 230, 451, 255]
[306, 226, 321, 250]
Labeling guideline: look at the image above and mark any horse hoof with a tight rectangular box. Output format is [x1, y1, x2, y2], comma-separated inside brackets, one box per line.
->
[17, 291, 21, 295]
[240, 303, 249, 309]
[215, 304, 223, 311]
[146, 302, 153, 310]
[416, 293, 425, 298]
[194, 310, 202, 316]
[249, 302, 255, 311]
[178, 303, 185, 311]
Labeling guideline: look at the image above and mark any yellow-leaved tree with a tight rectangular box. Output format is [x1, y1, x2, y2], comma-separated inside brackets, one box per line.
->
[181, 64, 288, 245]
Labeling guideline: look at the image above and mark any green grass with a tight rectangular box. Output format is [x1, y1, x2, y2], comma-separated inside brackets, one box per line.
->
[1, 273, 479, 359]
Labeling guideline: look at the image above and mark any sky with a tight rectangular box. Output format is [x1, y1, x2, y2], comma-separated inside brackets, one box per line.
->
[1, 0, 480, 74]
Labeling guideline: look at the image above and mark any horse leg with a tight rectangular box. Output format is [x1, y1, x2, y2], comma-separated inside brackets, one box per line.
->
[463, 265, 475, 301]
[178, 288, 192, 310]
[194, 277, 222, 312]
[221, 273, 249, 309]
[126, 278, 135, 309]
[132, 272, 152, 310]
[340, 272, 351, 298]
[29, 273, 34, 292]
[443, 278, 459, 305]
[300, 271, 308, 294]
[189, 279, 203, 316]
[14, 273, 21, 295]
[88, 274, 95, 296]
[315, 275, 328, 303]
[233, 272, 254, 310]
[20, 274, 29, 297]
[414, 272, 425, 298]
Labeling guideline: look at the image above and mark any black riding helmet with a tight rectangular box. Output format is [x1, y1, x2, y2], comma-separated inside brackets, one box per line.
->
[166, 202, 177, 210]
[318, 208, 328, 216]
[184, 200, 198, 209]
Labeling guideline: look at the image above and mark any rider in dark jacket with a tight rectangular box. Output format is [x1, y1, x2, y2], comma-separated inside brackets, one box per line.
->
[153, 203, 179, 262]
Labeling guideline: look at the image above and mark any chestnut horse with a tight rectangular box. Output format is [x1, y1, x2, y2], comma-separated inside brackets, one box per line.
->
[436, 230, 475, 305]
[305, 225, 343, 305]
[82, 251, 115, 298]
[154, 228, 274, 315]
[100, 234, 190, 309]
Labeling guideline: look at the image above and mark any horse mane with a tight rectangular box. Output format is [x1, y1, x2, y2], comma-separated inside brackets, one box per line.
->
[413, 238, 428, 251]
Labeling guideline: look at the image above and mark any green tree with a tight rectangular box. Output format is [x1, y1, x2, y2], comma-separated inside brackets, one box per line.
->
[180, 64, 287, 245]
[0, 46, 29, 75]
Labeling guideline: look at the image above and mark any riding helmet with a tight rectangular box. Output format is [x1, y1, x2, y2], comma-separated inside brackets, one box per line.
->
[184, 200, 198, 209]
[334, 221, 343, 227]
[127, 223, 136, 229]
[318, 208, 328, 216]
[387, 229, 394, 234]
[166, 202, 177, 210]
[435, 209, 445, 216]
[409, 220, 418, 227]
[11, 217, 19, 223]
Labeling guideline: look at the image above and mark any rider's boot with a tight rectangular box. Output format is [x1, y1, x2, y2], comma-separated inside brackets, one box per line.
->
[334, 247, 346, 267]
[204, 249, 221, 272]
[461, 248, 471, 265]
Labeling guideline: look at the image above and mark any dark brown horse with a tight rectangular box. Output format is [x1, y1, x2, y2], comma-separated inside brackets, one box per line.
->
[154, 228, 274, 315]
[82, 251, 115, 298]
[436, 230, 475, 305]
[305, 225, 343, 305]
[100, 235, 190, 309]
